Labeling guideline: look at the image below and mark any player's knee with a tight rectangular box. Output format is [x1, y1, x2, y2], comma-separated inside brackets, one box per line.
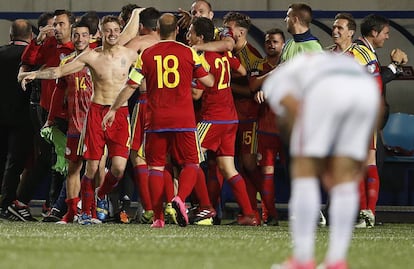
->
[110, 167, 124, 178]
[241, 156, 257, 172]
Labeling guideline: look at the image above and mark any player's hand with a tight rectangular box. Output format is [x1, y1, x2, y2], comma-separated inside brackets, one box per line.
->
[20, 72, 36, 91]
[177, 8, 191, 30]
[102, 110, 116, 131]
[42, 120, 54, 129]
[18, 70, 34, 83]
[391, 48, 408, 65]
[254, 90, 266, 104]
[37, 24, 54, 44]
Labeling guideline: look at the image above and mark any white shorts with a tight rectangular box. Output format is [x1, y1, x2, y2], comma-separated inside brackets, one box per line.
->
[290, 76, 379, 161]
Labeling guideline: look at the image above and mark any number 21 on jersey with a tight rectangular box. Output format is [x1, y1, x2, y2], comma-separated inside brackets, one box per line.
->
[215, 56, 231, 90]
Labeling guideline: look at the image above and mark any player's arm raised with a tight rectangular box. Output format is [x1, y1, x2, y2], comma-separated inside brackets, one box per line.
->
[118, 7, 145, 45]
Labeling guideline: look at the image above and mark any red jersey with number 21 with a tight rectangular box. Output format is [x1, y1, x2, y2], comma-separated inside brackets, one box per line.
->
[128, 40, 209, 131]
[199, 51, 240, 122]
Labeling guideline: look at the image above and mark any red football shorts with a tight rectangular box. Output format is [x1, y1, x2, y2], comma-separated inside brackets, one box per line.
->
[83, 103, 130, 160]
[256, 132, 283, 167]
[65, 135, 83, 162]
[145, 131, 202, 167]
[237, 120, 258, 155]
[197, 121, 237, 156]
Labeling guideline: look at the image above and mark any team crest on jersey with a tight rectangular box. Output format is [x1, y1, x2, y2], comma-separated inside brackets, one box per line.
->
[250, 70, 260, 76]
[65, 147, 71, 156]
[367, 64, 376, 74]
[60, 53, 66, 60]
[257, 153, 263, 161]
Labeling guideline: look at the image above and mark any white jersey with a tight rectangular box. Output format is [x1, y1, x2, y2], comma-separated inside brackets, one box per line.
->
[263, 52, 380, 160]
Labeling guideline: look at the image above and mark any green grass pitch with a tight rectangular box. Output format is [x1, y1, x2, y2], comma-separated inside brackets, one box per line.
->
[0, 221, 413, 269]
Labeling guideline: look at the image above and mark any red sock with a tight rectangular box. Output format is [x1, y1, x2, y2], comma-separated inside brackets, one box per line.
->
[134, 165, 151, 210]
[367, 165, 380, 214]
[194, 167, 212, 208]
[177, 164, 198, 201]
[261, 200, 268, 220]
[81, 175, 94, 215]
[244, 175, 259, 213]
[206, 161, 223, 208]
[358, 178, 367, 210]
[261, 173, 277, 218]
[97, 170, 121, 199]
[245, 168, 263, 212]
[91, 199, 97, 219]
[149, 169, 165, 220]
[228, 174, 254, 215]
[64, 197, 80, 221]
[164, 165, 174, 202]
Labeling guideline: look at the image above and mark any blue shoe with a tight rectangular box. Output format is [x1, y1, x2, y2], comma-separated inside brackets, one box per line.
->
[78, 213, 92, 225]
[96, 197, 109, 221]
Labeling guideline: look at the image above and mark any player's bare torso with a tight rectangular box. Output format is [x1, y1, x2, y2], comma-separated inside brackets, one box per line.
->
[83, 44, 138, 105]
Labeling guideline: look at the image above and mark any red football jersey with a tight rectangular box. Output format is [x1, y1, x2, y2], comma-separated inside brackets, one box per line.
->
[49, 52, 93, 135]
[199, 51, 240, 122]
[250, 59, 279, 134]
[21, 37, 74, 111]
[64, 69, 93, 135]
[128, 40, 209, 131]
[232, 42, 263, 121]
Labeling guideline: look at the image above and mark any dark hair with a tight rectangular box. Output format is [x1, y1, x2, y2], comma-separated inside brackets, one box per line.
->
[140, 7, 161, 31]
[191, 17, 215, 42]
[53, 9, 75, 24]
[11, 19, 32, 40]
[223, 12, 251, 30]
[265, 28, 285, 42]
[72, 19, 91, 34]
[37, 12, 54, 28]
[120, 3, 139, 24]
[334, 13, 356, 32]
[79, 11, 99, 35]
[288, 3, 313, 26]
[158, 14, 177, 39]
[360, 14, 390, 37]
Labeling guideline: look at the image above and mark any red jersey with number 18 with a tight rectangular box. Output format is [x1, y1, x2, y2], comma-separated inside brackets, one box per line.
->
[128, 40, 209, 131]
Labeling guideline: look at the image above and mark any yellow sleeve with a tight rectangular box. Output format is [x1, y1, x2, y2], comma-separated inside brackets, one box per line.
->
[352, 45, 377, 66]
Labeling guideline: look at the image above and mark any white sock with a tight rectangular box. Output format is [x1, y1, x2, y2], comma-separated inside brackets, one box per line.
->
[289, 178, 320, 263]
[326, 181, 359, 264]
